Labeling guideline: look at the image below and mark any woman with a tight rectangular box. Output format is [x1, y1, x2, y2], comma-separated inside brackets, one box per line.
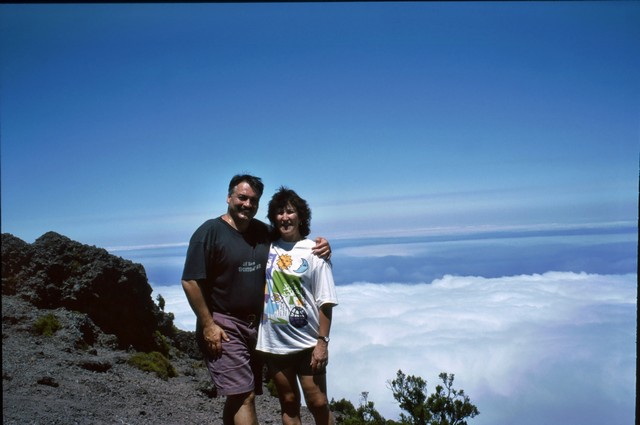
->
[256, 187, 338, 425]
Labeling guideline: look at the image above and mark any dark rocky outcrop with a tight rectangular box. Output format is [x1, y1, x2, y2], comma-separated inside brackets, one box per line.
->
[1, 232, 194, 353]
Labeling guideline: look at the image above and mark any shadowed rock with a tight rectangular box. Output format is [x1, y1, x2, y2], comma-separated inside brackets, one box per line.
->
[2, 232, 177, 352]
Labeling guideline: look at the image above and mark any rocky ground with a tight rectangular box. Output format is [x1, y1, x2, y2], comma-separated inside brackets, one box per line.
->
[2, 295, 315, 425]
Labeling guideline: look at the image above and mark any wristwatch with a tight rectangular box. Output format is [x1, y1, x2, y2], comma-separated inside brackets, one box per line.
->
[318, 335, 330, 344]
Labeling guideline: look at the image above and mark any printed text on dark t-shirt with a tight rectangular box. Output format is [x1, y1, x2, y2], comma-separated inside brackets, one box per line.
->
[238, 262, 262, 273]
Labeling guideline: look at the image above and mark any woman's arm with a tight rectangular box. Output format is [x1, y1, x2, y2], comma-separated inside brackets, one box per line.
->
[311, 304, 334, 372]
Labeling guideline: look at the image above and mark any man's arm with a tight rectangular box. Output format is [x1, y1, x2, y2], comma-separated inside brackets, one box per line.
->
[312, 237, 332, 260]
[182, 279, 228, 358]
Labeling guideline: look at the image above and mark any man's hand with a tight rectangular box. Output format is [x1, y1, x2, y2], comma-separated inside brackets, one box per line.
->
[202, 321, 229, 359]
[313, 237, 332, 261]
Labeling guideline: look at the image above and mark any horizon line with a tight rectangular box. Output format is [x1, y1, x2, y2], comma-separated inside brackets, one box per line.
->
[106, 220, 636, 252]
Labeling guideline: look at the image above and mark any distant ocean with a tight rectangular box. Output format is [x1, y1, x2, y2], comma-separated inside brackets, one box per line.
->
[114, 224, 637, 292]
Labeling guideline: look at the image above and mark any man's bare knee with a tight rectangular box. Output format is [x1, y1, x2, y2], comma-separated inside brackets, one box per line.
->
[223, 392, 257, 425]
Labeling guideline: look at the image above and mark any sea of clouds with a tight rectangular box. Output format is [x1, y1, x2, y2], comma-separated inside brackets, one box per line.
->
[151, 272, 636, 425]
[113, 227, 637, 425]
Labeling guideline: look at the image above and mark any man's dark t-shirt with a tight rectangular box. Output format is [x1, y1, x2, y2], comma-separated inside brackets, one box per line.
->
[182, 217, 271, 317]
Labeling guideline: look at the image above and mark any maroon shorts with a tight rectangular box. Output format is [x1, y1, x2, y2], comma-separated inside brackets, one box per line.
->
[197, 312, 263, 397]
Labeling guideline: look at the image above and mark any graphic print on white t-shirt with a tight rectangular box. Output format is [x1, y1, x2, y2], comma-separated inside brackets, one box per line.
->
[265, 251, 309, 328]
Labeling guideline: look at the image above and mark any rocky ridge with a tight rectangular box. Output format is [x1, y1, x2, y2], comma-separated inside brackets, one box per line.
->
[2, 232, 314, 424]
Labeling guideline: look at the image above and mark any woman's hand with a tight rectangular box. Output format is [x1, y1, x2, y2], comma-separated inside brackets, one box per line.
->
[311, 340, 329, 372]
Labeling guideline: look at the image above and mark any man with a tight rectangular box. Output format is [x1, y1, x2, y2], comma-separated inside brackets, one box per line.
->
[182, 174, 330, 425]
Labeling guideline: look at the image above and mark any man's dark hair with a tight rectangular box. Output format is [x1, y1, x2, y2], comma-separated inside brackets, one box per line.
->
[267, 186, 311, 238]
[228, 174, 264, 198]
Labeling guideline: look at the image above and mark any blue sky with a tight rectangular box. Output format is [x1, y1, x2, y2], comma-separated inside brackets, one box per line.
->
[1, 3, 638, 425]
[1, 2, 638, 248]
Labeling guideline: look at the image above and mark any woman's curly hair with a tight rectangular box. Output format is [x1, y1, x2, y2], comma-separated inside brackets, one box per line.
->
[267, 186, 311, 238]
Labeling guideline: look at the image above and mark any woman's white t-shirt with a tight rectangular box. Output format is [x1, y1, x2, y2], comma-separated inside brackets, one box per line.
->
[256, 238, 338, 355]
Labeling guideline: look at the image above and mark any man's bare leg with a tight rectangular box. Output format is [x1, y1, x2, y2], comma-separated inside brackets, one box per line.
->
[223, 392, 258, 425]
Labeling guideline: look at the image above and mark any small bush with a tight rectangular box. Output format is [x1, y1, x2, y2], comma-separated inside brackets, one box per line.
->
[33, 313, 61, 336]
[153, 330, 171, 356]
[266, 378, 279, 397]
[156, 294, 165, 311]
[128, 351, 177, 380]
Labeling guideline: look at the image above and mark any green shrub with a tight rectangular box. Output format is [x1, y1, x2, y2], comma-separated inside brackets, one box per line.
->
[128, 351, 177, 380]
[33, 313, 61, 336]
[156, 294, 165, 311]
[266, 378, 279, 397]
[153, 330, 171, 356]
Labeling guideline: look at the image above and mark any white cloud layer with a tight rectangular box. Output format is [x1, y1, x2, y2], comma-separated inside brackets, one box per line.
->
[155, 272, 636, 425]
